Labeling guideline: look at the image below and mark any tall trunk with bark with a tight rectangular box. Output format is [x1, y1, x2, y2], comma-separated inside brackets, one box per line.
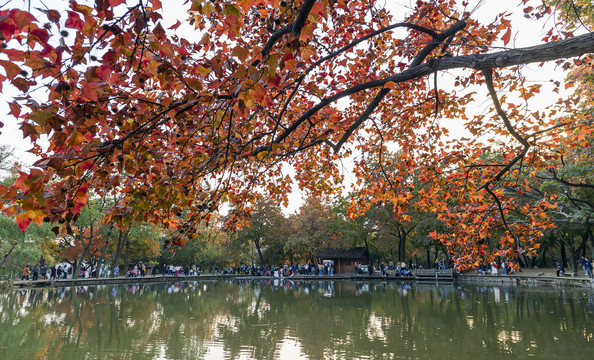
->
[574, 232, 588, 272]
[0, 241, 18, 269]
[434, 243, 439, 264]
[397, 226, 406, 263]
[112, 228, 129, 275]
[254, 238, 264, 265]
[540, 245, 547, 268]
[123, 238, 131, 275]
[73, 224, 94, 279]
[560, 238, 568, 269]
[589, 226, 594, 259]
[364, 235, 371, 267]
[95, 229, 112, 278]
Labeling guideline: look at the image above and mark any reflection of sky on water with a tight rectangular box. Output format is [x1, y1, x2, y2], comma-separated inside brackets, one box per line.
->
[1, 280, 594, 359]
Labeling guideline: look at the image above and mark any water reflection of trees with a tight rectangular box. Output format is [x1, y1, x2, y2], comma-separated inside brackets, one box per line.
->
[0, 281, 593, 359]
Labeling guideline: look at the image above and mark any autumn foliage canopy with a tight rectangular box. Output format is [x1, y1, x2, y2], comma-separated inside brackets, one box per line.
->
[0, 0, 592, 269]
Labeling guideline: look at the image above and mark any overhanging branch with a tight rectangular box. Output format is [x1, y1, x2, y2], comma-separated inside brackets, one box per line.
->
[252, 31, 594, 156]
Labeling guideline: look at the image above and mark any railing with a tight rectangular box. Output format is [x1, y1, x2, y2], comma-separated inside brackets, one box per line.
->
[415, 268, 454, 276]
[415, 268, 455, 282]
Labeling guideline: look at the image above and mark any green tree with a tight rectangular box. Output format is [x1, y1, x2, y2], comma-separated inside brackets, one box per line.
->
[230, 197, 287, 265]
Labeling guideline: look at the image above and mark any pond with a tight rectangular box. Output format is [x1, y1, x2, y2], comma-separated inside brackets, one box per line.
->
[1, 279, 593, 359]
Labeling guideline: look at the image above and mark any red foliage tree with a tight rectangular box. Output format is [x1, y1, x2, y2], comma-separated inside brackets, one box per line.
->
[0, 0, 592, 268]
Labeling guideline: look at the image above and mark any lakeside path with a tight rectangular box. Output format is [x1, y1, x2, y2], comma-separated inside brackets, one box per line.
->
[5, 267, 594, 289]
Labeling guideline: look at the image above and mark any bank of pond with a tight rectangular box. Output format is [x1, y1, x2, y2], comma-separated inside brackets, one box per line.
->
[1, 278, 593, 359]
[6, 267, 594, 290]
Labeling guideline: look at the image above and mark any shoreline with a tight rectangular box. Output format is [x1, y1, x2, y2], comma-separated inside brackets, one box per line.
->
[3, 267, 593, 290]
[457, 273, 593, 288]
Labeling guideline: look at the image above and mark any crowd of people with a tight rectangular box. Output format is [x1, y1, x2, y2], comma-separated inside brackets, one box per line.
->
[379, 263, 413, 277]
[16, 256, 594, 282]
[20, 264, 73, 281]
[17, 258, 429, 281]
[205, 263, 336, 277]
[473, 260, 516, 276]
[17, 260, 422, 280]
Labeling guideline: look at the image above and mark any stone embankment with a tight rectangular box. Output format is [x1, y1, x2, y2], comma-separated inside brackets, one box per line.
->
[10, 273, 407, 288]
[6, 268, 593, 289]
[458, 268, 594, 288]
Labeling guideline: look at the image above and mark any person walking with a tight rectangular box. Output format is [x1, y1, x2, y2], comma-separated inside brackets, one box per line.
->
[584, 258, 594, 279]
[580, 256, 588, 276]
[32, 264, 39, 281]
[50, 265, 56, 280]
[21, 265, 30, 281]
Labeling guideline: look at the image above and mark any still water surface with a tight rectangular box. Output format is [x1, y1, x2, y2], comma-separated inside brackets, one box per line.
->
[1, 279, 593, 359]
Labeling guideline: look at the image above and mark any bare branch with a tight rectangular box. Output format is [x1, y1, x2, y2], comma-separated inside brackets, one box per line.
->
[483, 69, 530, 148]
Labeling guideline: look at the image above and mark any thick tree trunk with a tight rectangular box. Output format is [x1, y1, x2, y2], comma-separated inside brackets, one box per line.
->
[574, 232, 588, 272]
[112, 228, 129, 275]
[73, 225, 94, 279]
[73, 241, 90, 280]
[95, 236, 111, 278]
[434, 243, 439, 264]
[95, 226, 115, 278]
[560, 239, 568, 269]
[540, 246, 547, 268]
[254, 239, 264, 265]
[397, 228, 406, 263]
[0, 240, 18, 269]
[578, 232, 587, 258]
[123, 238, 131, 276]
[570, 243, 578, 272]
[364, 235, 371, 267]
[589, 226, 594, 259]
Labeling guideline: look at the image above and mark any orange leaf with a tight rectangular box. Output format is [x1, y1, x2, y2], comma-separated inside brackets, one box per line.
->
[26, 209, 47, 227]
[0, 60, 22, 79]
[168, 20, 181, 30]
[9, 9, 36, 30]
[501, 28, 511, 46]
[152, 0, 162, 10]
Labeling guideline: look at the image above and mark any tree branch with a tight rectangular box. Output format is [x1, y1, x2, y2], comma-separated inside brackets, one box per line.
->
[331, 87, 390, 152]
[251, 31, 594, 156]
[261, 0, 317, 58]
[540, 168, 594, 189]
[483, 69, 530, 148]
